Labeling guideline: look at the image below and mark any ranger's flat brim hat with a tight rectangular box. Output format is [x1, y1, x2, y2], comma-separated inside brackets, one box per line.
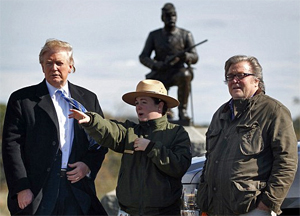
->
[122, 79, 179, 108]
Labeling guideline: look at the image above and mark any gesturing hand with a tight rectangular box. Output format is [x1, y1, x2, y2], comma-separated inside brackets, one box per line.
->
[69, 109, 90, 124]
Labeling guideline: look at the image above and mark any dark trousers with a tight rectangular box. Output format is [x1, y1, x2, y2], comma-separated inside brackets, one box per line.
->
[51, 172, 83, 215]
[35, 170, 83, 216]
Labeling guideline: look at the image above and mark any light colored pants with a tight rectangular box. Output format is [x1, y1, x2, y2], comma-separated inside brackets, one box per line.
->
[239, 208, 276, 216]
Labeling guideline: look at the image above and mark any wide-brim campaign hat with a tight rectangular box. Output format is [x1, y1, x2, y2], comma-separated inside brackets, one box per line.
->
[122, 79, 179, 108]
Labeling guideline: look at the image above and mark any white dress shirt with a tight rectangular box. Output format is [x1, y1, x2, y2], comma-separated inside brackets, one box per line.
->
[46, 81, 74, 169]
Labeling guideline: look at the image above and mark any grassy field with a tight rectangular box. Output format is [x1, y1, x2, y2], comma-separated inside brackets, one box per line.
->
[0, 186, 9, 216]
[0, 149, 121, 216]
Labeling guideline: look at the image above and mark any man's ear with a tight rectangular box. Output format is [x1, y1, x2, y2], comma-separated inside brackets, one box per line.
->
[69, 64, 73, 73]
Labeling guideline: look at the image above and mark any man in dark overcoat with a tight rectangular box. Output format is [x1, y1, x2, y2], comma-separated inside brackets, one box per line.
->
[2, 39, 108, 215]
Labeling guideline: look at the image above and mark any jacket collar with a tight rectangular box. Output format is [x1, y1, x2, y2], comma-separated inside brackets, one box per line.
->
[139, 115, 168, 129]
[222, 89, 264, 120]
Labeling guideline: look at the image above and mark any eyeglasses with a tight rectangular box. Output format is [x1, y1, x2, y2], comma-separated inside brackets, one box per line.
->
[225, 73, 255, 82]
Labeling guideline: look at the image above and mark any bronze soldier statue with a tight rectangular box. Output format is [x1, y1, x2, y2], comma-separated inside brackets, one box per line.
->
[139, 3, 198, 122]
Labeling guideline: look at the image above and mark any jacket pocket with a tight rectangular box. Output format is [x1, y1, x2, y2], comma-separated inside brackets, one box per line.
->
[196, 182, 210, 212]
[205, 128, 221, 153]
[229, 180, 266, 214]
[236, 121, 264, 155]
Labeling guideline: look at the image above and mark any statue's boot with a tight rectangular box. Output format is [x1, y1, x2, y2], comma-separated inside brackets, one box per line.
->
[179, 105, 190, 120]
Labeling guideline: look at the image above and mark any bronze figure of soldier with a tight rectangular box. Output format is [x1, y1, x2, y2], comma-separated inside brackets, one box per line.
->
[139, 3, 198, 122]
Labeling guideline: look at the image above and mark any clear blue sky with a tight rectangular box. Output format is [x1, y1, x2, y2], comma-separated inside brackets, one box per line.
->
[1, 0, 299, 125]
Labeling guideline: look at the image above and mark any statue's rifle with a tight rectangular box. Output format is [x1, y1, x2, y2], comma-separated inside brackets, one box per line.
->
[165, 39, 208, 66]
[145, 39, 208, 79]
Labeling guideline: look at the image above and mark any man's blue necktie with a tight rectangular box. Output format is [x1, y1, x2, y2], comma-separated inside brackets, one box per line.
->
[56, 89, 100, 150]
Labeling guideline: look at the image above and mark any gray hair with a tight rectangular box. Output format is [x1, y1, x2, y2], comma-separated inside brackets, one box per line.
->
[224, 55, 265, 93]
[39, 39, 75, 73]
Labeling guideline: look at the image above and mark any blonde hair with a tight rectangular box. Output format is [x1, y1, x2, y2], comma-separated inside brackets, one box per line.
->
[39, 39, 75, 72]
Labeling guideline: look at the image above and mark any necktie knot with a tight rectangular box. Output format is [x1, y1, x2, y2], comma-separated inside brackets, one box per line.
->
[56, 89, 87, 112]
[56, 89, 64, 95]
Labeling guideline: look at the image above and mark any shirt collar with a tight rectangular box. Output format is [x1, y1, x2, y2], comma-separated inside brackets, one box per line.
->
[46, 81, 70, 98]
[228, 90, 260, 120]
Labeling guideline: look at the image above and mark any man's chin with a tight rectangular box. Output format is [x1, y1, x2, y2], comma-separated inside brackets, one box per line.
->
[47, 79, 64, 88]
[231, 92, 245, 99]
[232, 95, 245, 100]
[166, 23, 176, 28]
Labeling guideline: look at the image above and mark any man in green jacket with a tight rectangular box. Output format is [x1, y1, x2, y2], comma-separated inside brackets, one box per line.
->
[197, 55, 298, 216]
[70, 79, 192, 215]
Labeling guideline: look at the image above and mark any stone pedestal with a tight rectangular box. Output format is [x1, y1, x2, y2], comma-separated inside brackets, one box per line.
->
[183, 126, 207, 157]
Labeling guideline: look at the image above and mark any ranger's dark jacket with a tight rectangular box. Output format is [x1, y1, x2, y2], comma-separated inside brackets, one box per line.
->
[83, 113, 192, 215]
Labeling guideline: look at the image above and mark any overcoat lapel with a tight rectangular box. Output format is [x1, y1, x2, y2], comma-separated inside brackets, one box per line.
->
[68, 82, 85, 100]
[36, 80, 59, 131]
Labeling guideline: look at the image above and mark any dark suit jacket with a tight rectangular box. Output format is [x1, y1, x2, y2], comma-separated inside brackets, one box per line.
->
[2, 79, 108, 215]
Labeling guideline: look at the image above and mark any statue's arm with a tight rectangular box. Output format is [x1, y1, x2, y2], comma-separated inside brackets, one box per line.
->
[184, 32, 199, 64]
[139, 33, 157, 69]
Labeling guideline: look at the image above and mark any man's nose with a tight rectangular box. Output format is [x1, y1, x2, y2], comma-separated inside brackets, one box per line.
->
[232, 77, 240, 83]
[51, 63, 58, 70]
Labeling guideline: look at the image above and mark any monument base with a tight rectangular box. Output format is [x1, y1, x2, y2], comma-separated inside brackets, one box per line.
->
[183, 126, 207, 157]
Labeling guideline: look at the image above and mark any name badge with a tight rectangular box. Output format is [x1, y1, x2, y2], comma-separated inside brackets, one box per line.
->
[124, 150, 134, 154]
